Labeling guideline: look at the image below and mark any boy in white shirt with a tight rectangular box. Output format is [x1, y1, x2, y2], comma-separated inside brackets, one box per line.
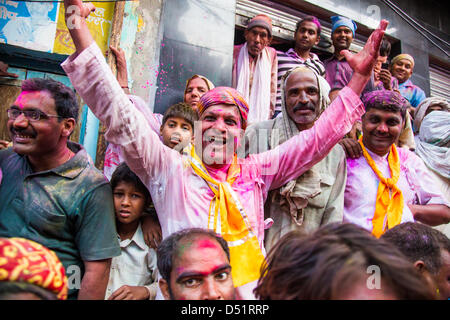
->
[106, 162, 158, 300]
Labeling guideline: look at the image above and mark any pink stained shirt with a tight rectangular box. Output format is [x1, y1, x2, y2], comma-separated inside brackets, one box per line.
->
[62, 41, 364, 274]
[344, 147, 450, 232]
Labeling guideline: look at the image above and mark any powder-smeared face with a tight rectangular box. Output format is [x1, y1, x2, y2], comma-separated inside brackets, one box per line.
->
[8, 91, 65, 158]
[167, 236, 235, 300]
[184, 77, 209, 109]
[362, 108, 404, 156]
[198, 104, 243, 167]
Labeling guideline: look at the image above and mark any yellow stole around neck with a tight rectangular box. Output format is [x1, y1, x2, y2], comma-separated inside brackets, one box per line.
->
[188, 146, 265, 287]
[359, 137, 404, 238]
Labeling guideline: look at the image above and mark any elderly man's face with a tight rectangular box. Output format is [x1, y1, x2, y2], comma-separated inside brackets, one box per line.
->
[285, 69, 320, 130]
[197, 104, 243, 167]
[244, 27, 271, 57]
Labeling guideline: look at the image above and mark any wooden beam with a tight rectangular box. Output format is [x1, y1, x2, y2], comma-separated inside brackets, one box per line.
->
[94, 1, 126, 170]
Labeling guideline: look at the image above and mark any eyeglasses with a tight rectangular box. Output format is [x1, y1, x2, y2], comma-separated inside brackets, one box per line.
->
[7, 108, 62, 121]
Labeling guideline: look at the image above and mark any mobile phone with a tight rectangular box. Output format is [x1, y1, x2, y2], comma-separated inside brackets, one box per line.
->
[381, 62, 389, 70]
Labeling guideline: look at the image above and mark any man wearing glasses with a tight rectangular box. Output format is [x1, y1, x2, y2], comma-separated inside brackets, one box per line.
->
[0, 78, 120, 300]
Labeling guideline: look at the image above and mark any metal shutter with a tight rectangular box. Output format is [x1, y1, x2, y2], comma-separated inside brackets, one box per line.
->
[235, 0, 365, 53]
[429, 64, 450, 101]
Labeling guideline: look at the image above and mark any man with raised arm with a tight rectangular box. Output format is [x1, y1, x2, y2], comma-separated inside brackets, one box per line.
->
[61, 0, 387, 299]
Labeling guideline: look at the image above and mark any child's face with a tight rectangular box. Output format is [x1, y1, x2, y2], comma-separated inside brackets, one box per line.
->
[113, 181, 146, 225]
[160, 117, 193, 150]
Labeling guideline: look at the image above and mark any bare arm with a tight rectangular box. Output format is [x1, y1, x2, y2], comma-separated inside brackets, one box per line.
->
[109, 45, 130, 94]
[409, 204, 450, 226]
[78, 259, 111, 300]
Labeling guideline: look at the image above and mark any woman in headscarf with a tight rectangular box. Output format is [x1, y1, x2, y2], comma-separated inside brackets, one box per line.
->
[413, 97, 449, 134]
[183, 74, 215, 109]
[415, 110, 450, 237]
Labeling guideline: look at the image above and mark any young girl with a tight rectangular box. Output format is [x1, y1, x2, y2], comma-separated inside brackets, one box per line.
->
[105, 162, 158, 300]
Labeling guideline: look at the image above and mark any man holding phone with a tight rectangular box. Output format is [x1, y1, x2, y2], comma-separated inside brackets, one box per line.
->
[373, 39, 398, 91]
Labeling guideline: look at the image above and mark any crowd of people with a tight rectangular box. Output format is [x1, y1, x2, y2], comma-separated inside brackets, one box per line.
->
[0, 0, 449, 301]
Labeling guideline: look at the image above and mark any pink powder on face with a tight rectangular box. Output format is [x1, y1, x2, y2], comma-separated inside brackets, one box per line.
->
[196, 239, 219, 250]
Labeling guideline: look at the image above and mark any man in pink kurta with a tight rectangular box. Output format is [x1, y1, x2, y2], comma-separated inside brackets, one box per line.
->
[61, 0, 388, 299]
[344, 90, 450, 236]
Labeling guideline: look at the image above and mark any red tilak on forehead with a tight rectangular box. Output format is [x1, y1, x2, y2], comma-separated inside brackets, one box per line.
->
[196, 239, 219, 250]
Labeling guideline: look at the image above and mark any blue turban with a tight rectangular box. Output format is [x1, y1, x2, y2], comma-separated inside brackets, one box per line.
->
[331, 15, 357, 37]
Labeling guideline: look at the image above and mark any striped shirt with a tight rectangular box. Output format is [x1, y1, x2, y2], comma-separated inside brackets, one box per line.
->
[276, 48, 325, 112]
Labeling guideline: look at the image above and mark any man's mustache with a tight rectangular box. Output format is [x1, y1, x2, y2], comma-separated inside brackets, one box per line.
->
[10, 127, 36, 138]
[292, 102, 316, 113]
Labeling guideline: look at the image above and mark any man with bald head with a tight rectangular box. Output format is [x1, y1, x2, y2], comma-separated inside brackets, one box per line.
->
[61, 0, 388, 299]
[245, 66, 346, 251]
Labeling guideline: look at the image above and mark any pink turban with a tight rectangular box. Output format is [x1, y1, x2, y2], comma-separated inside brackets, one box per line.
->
[197, 87, 250, 129]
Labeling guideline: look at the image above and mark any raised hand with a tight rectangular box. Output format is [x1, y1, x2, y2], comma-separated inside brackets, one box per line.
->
[109, 46, 129, 89]
[63, 0, 96, 54]
[0, 61, 18, 78]
[64, 0, 95, 22]
[342, 20, 389, 77]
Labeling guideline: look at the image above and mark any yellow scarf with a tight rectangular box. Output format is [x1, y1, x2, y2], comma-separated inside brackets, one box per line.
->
[189, 146, 265, 287]
[359, 137, 404, 238]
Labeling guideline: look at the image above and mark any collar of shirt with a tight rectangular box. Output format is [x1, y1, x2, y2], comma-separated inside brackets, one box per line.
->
[325, 54, 347, 63]
[365, 146, 389, 164]
[118, 223, 147, 251]
[286, 48, 319, 62]
[26, 142, 90, 179]
[399, 79, 414, 88]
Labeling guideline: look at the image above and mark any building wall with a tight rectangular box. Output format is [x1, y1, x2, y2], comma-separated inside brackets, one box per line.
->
[153, 0, 236, 114]
[122, 0, 164, 107]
